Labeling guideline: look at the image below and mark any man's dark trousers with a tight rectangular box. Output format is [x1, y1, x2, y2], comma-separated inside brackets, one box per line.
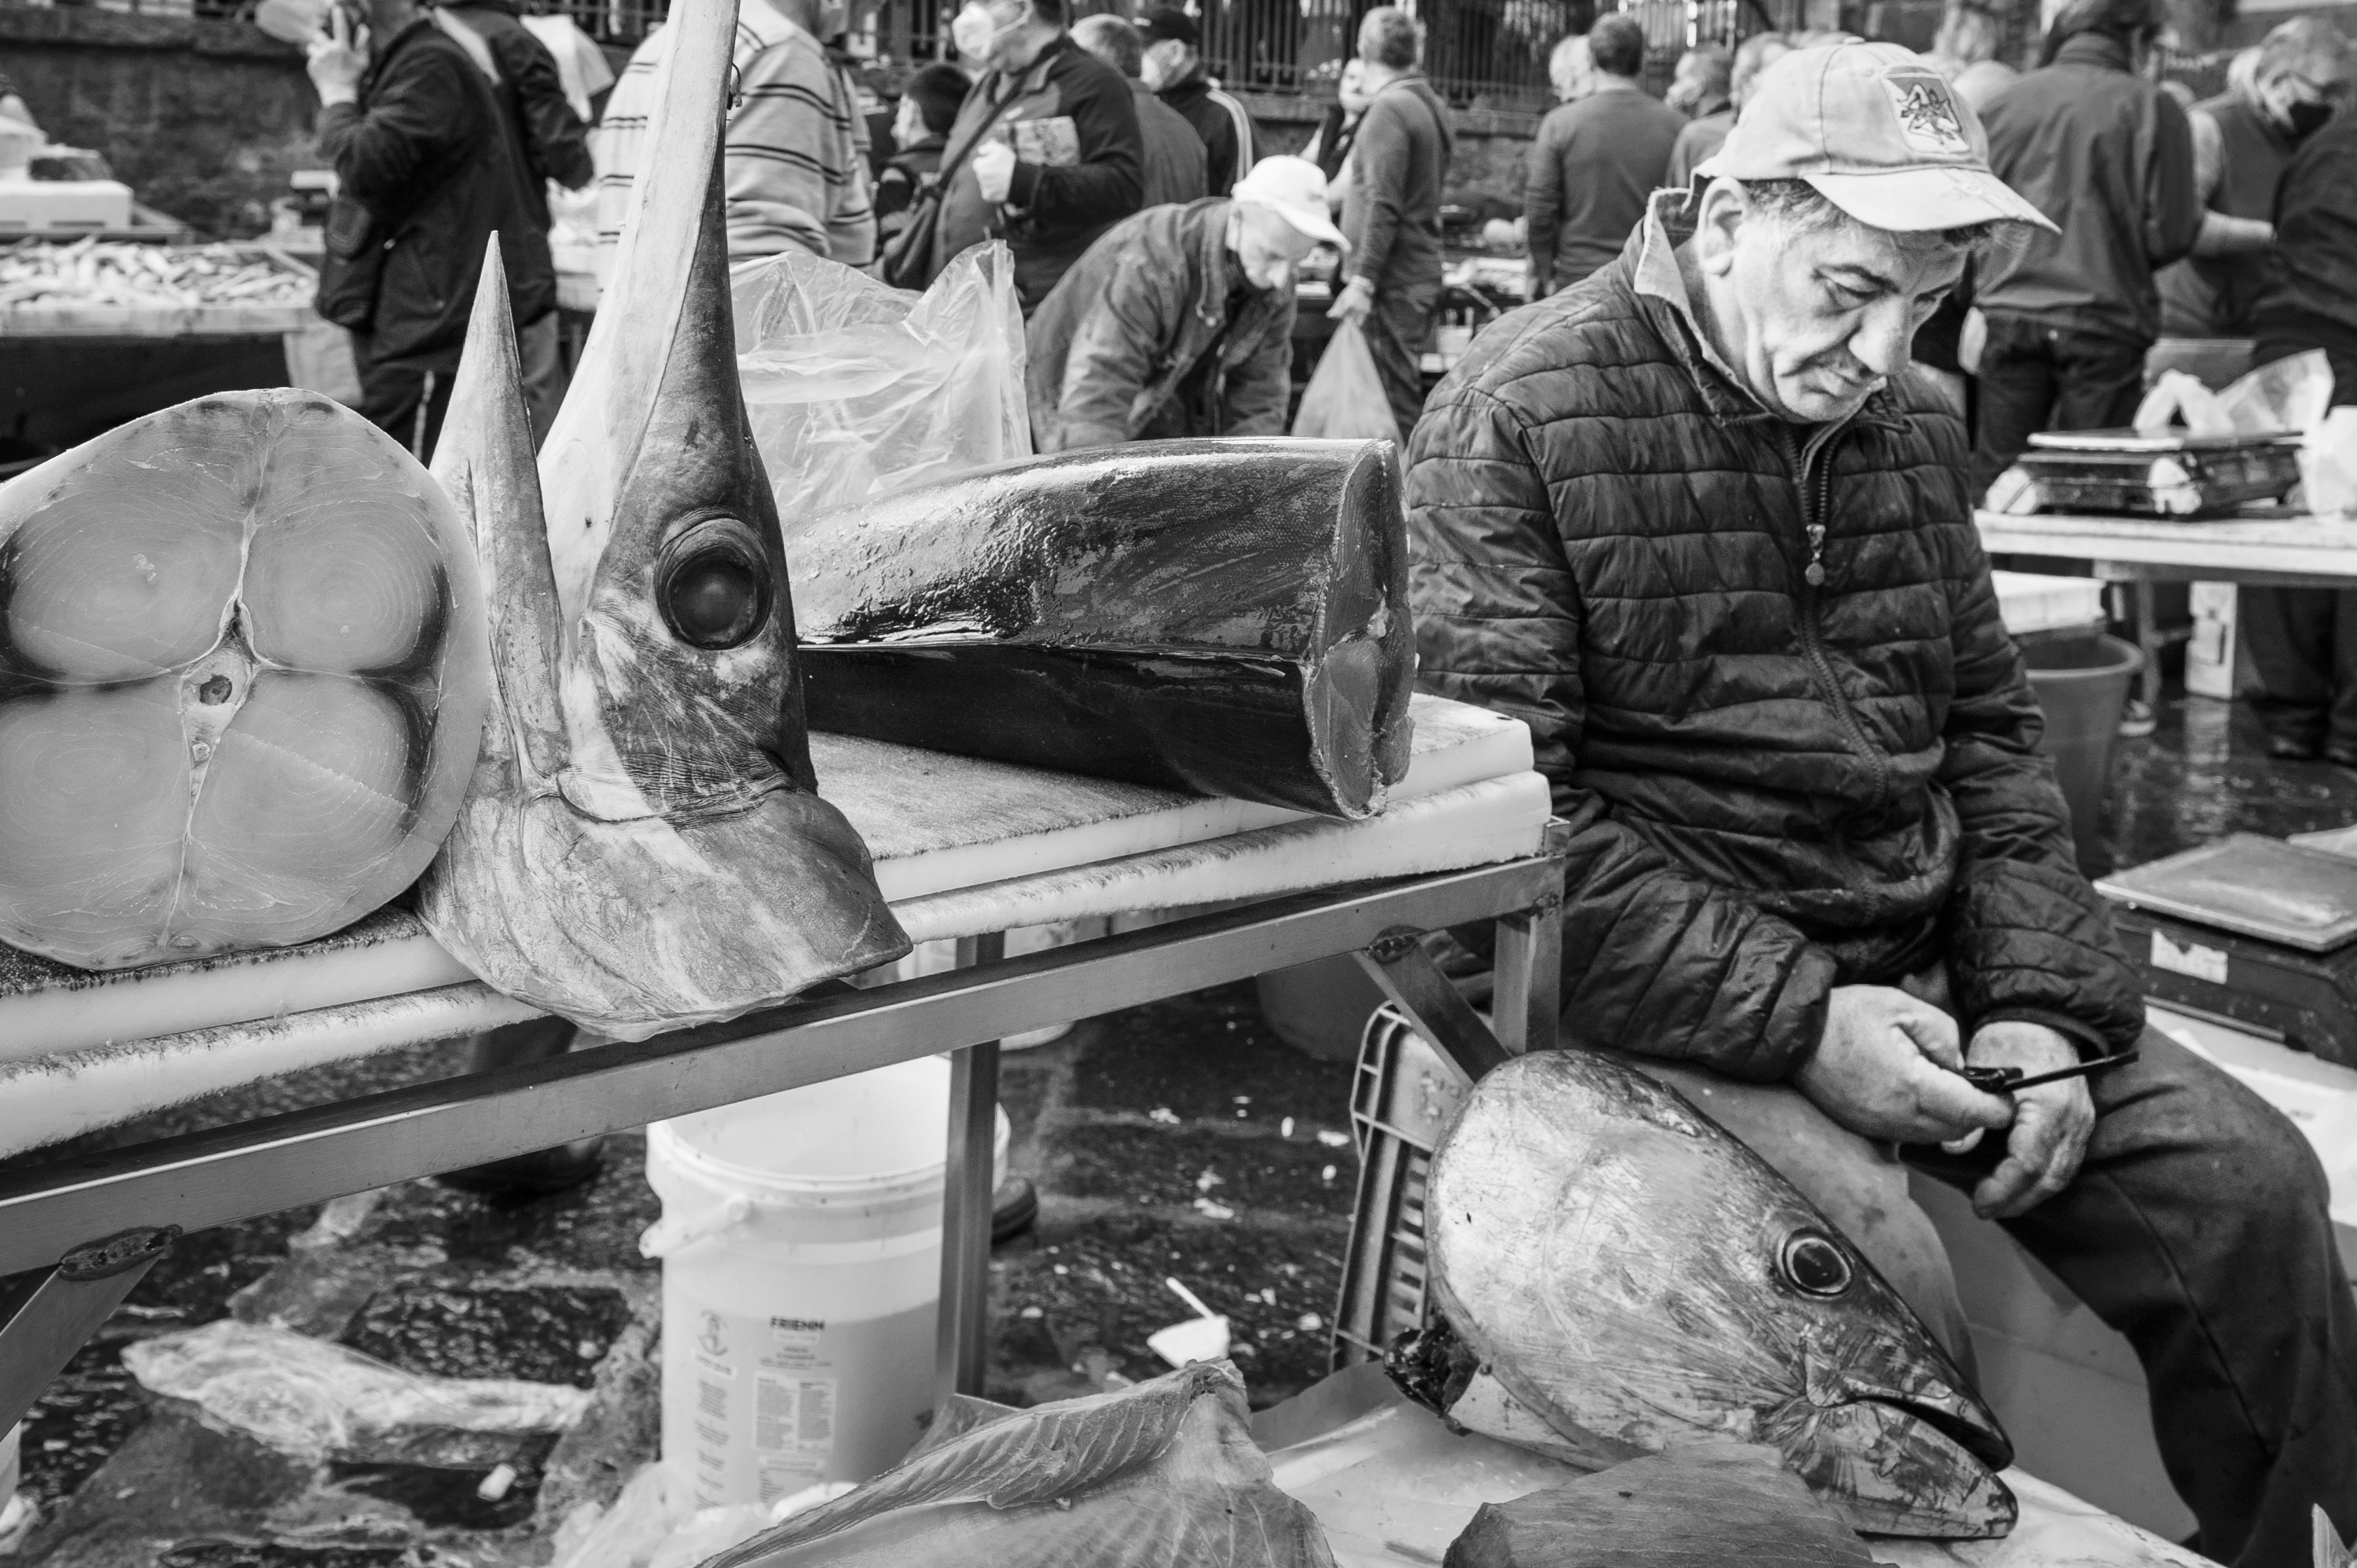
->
[2240, 585, 2357, 752]
[1362, 276, 1441, 449]
[1907, 1024, 2357, 1567]
[355, 349, 461, 461]
[2240, 337, 2357, 753]
[1970, 310, 2148, 493]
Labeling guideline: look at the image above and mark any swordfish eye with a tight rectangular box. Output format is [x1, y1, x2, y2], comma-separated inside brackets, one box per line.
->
[1778, 1229, 1854, 1297]
[657, 516, 772, 651]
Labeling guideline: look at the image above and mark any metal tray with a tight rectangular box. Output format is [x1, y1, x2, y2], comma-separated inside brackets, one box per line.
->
[2016, 435, 2303, 518]
[2096, 835, 2357, 952]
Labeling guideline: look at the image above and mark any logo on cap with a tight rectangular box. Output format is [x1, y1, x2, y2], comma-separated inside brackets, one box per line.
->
[1880, 70, 1970, 156]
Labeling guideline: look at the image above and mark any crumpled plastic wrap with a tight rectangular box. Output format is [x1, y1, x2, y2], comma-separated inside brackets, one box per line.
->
[2136, 349, 2335, 438]
[546, 1461, 853, 1568]
[732, 241, 1031, 517]
[120, 1320, 592, 1467]
[2303, 406, 2357, 518]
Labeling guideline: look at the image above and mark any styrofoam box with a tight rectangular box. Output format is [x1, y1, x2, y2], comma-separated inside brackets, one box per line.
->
[1994, 570, 2107, 636]
[0, 179, 133, 230]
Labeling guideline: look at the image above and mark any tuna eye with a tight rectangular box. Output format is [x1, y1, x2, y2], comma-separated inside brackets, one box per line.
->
[1779, 1231, 1853, 1297]
[658, 520, 770, 651]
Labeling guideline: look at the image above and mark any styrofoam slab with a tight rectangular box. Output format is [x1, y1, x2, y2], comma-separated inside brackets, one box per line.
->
[823, 692, 1533, 903]
[1993, 571, 2107, 636]
[891, 772, 1552, 945]
[0, 695, 1531, 1061]
[0, 982, 537, 1159]
[0, 907, 476, 1065]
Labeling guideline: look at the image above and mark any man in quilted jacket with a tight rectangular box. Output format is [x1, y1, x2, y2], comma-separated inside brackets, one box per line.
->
[1408, 43, 2357, 1566]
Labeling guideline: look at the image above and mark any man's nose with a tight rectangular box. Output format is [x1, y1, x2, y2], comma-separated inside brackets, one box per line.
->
[1850, 299, 1914, 379]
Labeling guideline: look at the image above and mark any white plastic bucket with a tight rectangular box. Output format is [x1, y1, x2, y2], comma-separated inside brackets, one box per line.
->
[642, 1057, 1008, 1509]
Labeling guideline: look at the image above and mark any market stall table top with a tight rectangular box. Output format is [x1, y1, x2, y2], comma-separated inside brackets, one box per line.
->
[0, 694, 1566, 1436]
[1976, 504, 2357, 589]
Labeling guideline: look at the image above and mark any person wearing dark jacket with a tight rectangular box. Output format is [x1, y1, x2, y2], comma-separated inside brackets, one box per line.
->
[425, 0, 588, 436]
[1409, 44, 2357, 1568]
[1969, 0, 2201, 493]
[2238, 104, 2357, 763]
[1136, 6, 1252, 196]
[1073, 13, 1207, 211]
[308, 0, 554, 457]
[2157, 19, 2348, 340]
[930, 0, 1143, 312]
[432, 0, 592, 197]
[1027, 155, 1337, 450]
[1524, 13, 1685, 296]
[1329, 6, 1452, 445]
[876, 62, 966, 237]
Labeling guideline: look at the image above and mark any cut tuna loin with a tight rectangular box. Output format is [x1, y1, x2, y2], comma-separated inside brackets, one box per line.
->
[785, 438, 1415, 819]
[0, 390, 489, 970]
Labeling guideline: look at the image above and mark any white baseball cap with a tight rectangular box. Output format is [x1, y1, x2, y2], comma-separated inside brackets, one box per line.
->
[1232, 155, 1351, 250]
[1695, 42, 2057, 234]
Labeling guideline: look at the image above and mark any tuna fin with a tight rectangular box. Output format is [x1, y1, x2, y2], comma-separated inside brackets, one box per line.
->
[538, 0, 738, 626]
[431, 235, 567, 781]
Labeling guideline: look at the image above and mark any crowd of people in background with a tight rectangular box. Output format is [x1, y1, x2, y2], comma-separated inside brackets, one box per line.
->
[285, 0, 2357, 749]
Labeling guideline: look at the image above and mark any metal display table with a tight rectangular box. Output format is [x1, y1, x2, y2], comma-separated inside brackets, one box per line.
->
[0, 839, 1568, 1439]
[1977, 506, 2357, 713]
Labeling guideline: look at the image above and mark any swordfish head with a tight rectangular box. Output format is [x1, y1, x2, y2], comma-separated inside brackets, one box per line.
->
[1425, 1049, 2016, 1539]
[416, 0, 907, 1038]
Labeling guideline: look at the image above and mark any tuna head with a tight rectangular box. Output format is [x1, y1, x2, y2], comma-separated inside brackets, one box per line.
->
[416, 0, 907, 1038]
[1425, 1048, 2015, 1539]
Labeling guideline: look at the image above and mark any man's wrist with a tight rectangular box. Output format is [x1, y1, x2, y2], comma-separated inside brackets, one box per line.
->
[314, 82, 361, 107]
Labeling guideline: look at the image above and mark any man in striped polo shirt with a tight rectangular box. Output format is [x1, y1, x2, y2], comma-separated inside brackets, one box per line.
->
[590, 0, 876, 286]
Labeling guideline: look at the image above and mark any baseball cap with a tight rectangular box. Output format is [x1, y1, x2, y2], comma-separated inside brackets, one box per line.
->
[1232, 155, 1350, 249]
[1136, 5, 1199, 47]
[1694, 42, 2057, 234]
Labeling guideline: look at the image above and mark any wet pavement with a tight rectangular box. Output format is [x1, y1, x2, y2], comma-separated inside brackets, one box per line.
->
[6, 684, 2353, 1565]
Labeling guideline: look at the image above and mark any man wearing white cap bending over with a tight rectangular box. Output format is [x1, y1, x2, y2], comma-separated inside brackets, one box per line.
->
[1024, 154, 1344, 451]
[1408, 41, 2357, 1564]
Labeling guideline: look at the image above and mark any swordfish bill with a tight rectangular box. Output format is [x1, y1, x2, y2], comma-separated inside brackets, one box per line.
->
[785, 439, 1415, 819]
[416, 7, 907, 1040]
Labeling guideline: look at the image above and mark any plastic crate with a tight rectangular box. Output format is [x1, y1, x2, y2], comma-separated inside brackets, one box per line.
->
[1330, 1005, 1475, 1369]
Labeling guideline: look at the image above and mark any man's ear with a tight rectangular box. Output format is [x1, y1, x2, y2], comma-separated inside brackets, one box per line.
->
[1693, 177, 1750, 279]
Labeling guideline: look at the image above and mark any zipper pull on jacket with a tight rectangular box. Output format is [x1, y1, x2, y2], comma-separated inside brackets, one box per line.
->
[1805, 524, 1827, 587]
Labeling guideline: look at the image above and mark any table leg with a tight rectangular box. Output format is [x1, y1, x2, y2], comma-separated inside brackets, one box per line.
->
[0, 1226, 176, 1434]
[1491, 893, 1563, 1056]
[2136, 580, 2163, 715]
[935, 933, 1005, 1406]
[1355, 928, 1511, 1082]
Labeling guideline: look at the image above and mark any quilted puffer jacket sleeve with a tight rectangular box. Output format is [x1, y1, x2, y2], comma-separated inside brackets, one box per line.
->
[1937, 532, 2146, 1057]
[1407, 385, 1840, 1081]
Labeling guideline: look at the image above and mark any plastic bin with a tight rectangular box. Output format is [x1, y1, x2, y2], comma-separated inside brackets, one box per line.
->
[2022, 634, 2143, 872]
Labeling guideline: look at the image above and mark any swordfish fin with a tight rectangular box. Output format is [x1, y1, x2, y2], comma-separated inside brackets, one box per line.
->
[538, 0, 739, 626]
[431, 235, 568, 781]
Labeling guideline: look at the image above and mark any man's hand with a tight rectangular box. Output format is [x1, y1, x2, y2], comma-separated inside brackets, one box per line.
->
[1794, 985, 2015, 1146]
[1328, 274, 1375, 326]
[306, 6, 368, 107]
[973, 139, 1017, 204]
[1965, 1020, 2095, 1219]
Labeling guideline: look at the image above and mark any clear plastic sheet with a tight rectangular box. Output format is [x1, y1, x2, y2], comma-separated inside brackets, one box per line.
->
[545, 1461, 853, 1568]
[1290, 321, 1400, 449]
[120, 1320, 592, 1467]
[732, 242, 1032, 517]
